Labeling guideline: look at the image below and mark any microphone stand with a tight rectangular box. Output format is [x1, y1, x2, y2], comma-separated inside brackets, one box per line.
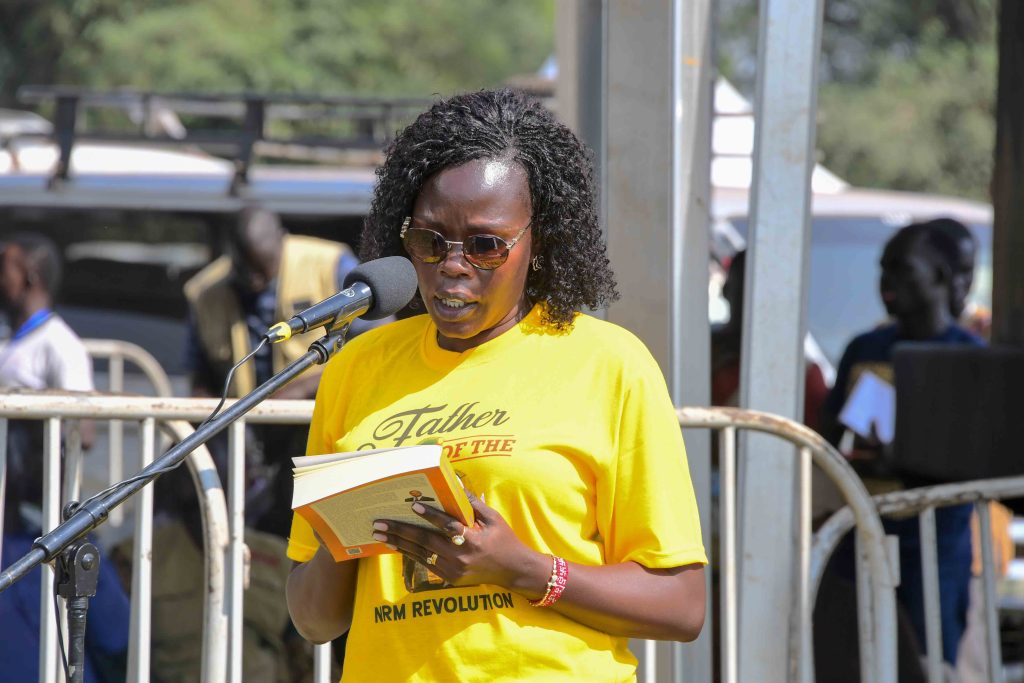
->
[0, 325, 350, 683]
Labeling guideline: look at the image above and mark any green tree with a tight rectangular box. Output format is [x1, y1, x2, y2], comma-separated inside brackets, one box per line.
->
[817, 25, 996, 200]
[718, 0, 998, 200]
[0, 0, 553, 102]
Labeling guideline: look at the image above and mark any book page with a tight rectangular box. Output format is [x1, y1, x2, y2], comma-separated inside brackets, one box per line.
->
[291, 445, 442, 507]
[839, 370, 895, 444]
[292, 444, 416, 470]
[313, 472, 442, 549]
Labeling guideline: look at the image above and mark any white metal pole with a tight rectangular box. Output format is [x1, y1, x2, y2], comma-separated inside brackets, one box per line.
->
[670, 0, 715, 676]
[127, 418, 155, 682]
[737, 0, 825, 678]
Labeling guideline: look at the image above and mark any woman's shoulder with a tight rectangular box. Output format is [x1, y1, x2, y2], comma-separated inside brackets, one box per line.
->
[350, 313, 430, 347]
[556, 313, 661, 371]
[323, 314, 430, 373]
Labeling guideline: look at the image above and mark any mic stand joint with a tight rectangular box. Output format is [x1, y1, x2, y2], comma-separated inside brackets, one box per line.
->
[54, 502, 100, 683]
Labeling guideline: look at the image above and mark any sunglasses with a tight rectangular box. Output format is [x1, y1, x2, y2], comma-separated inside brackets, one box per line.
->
[400, 217, 531, 270]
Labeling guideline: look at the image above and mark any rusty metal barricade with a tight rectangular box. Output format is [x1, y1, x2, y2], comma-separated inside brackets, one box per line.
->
[0, 393, 320, 683]
[81, 339, 174, 530]
[1, 391, 906, 683]
[813, 476, 1024, 683]
[677, 407, 899, 683]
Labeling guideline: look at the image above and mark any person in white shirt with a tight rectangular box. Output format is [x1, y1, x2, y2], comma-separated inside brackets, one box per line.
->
[0, 232, 93, 394]
[0, 232, 95, 532]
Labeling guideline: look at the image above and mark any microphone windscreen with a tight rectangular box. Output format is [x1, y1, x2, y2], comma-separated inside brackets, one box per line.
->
[343, 256, 418, 320]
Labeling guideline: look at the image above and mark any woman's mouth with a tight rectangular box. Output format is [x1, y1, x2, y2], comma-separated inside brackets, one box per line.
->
[433, 295, 477, 320]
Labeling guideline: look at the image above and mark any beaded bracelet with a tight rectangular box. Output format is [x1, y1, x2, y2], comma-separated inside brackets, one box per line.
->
[529, 555, 569, 608]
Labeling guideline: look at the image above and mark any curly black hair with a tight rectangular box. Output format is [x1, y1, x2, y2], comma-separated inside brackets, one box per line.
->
[360, 88, 618, 328]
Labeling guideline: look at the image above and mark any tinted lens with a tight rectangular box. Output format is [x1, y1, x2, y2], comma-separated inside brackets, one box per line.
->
[403, 228, 446, 263]
[464, 234, 510, 270]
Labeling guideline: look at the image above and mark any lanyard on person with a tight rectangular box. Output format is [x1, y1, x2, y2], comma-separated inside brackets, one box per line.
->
[0, 308, 54, 378]
[11, 308, 53, 341]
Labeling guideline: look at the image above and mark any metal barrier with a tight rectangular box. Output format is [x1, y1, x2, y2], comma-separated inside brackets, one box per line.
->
[0, 392, 314, 683]
[81, 339, 174, 398]
[82, 339, 174, 530]
[677, 406, 899, 683]
[0, 395, 908, 683]
[813, 475, 1024, 683]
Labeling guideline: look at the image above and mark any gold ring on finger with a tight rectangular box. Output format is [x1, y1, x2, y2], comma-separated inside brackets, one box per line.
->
[450, 533, 466, 546]
[426, 552, 438, 566]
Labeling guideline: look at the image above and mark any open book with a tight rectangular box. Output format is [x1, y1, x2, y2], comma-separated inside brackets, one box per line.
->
[291, 443, 474, 562]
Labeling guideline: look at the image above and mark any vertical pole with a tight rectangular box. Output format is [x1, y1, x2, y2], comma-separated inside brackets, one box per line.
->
[313, 642, 332, 683]
[670, 0, 714, 679]
[976, 502, 1005, 683]
[919, 507, 943, 682]
[720, 428, 738, 683]
[40, 418, 62, 683]
[227, 420, 246, 683]
[991, 0, 1024, 346]
[0, 418, 7, 561]
[109, 355, 125, 528]
[603, 0, 712, 679]
[793, 447, 813, 682]
[127, 418, 155, 682]
[736, 0, 824, 678]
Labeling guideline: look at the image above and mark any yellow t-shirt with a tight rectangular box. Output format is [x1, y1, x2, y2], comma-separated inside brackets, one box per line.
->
[287, 306, 707, 682]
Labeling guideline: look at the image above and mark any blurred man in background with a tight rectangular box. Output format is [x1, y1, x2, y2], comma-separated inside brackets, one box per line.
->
[139, 208, 366, 681]
[0, 232, 127, 682]
[819, 221, 983, 673]
[183, 205, 368, 536]
[711, 249, 829, 432]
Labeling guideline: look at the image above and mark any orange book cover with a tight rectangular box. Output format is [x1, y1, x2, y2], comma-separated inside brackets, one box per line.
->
[291, 444, 474, 562]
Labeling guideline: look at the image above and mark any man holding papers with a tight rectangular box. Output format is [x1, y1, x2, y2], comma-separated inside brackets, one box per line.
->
[820, 220, 984, 671]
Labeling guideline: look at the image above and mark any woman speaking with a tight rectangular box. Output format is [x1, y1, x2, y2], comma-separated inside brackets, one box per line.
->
[285, 88, 707, 682]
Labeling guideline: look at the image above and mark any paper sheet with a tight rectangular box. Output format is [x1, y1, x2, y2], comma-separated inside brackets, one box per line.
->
[838, 370, 895, 444]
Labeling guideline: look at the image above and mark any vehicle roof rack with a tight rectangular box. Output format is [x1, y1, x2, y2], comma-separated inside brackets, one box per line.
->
[16, 86, 434, 191]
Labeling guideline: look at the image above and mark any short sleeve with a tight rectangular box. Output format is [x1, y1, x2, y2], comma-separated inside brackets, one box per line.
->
[598, 350, 707, 569]
[286, 354, 345, 562]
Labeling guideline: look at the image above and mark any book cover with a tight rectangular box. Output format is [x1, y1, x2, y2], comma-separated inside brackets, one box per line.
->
[291, 444, 474, 562]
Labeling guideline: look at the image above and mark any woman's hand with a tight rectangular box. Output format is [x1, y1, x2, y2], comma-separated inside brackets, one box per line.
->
[373, 492, 549, 596]
[374, 494, 706, 642]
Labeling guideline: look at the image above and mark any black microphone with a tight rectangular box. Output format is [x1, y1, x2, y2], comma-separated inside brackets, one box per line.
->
[265, 256, 417, 343]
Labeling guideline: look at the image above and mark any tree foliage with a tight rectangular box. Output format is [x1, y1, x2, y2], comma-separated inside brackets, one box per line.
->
[719, 0, 998, 200]
[818, 26, 995, 199]
[0, 0, 553, 104]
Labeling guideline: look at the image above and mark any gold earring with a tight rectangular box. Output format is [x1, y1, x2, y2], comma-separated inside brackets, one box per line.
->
[531, 255, 542, 271]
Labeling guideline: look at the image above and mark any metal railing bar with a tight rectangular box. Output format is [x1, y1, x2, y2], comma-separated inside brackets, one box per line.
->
[227, 420, 245, 683]
[719, 426, 738, 683]
[313, 642, 332, 683]
[40, 417, 61, 683]
[794, 446, 813, 683]
[82, 340, 174, 398]
[158, 420, 229, 683]
[0, 418, 8, 562]
[977, 502, 1005, 683]
[62, 421, 83, 506]
[854, 530, 877, 681]
[919, 506, 943, 682]
[679, 407, 898, 683]
[127, 418, 155, 682]
[811, 475, 1024, 608]
[0, 393, 315, 423]
[108, 354, 125, 528]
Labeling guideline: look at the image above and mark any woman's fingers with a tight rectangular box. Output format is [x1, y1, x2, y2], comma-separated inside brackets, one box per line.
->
[464, 489, 495, 524]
